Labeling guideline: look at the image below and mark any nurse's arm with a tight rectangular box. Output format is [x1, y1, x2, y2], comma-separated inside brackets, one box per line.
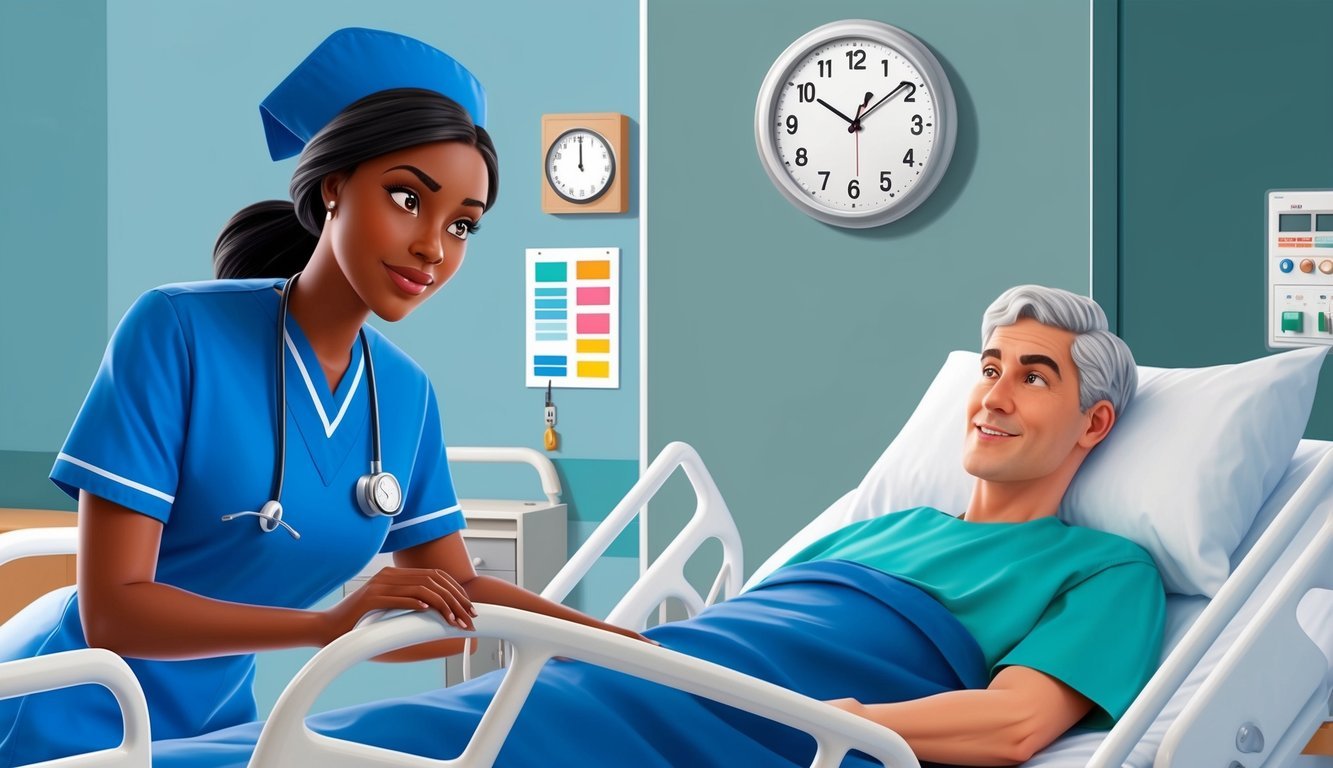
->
[824, 665, 1093, 765]
[381, 531, 650, 663]
[78, 492, 333, 659]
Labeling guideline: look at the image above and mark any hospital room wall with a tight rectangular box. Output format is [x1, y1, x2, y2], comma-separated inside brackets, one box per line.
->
[1116, 0, 1333, 440]
[645, 0, 1095, 579]
[0, 2, 109, 510]
[0, 0, 642, 615]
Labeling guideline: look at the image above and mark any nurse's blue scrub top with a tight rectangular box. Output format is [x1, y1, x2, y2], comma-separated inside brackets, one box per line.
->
[0, 279, 465, 764]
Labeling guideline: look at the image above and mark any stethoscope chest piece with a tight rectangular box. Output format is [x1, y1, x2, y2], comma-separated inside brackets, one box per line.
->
[257, 499, 287, 533]
[220, 499, 301, 539]
[357, 470, 403, 518]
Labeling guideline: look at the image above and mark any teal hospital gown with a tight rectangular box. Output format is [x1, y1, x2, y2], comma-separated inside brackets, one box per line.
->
[784, 506, 1167, 728]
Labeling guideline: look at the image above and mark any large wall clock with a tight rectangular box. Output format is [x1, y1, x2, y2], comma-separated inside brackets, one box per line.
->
[754, 20, 956, 228]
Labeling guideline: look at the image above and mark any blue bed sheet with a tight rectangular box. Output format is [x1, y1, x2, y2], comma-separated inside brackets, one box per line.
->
[154, 560, 988, 767]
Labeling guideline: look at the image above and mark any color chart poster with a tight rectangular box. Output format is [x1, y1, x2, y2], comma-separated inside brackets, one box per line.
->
[525, 248, 620, 389]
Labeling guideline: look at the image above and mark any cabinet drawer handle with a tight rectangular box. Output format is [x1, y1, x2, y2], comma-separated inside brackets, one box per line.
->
[472, 557, 484, 568]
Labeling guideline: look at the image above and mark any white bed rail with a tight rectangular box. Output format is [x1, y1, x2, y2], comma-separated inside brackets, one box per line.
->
[0, 528, 152, 768]
[0, 648, 151, 768]
[253, 604, 921, 768]
[1088, 445, 1333, 767]
[0, 526, 78, 564]
[445, 446, 562, 506]
[540, 441, 743, 630]
[1156, 502, 1333, 767]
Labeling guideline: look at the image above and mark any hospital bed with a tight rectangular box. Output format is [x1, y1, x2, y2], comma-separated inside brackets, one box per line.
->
[2, 350, 1331, 767]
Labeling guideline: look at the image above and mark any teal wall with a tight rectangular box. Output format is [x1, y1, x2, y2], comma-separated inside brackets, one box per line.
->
[646, 0, 1095, 577]
[1118, 0, 1333, 438]
[0, 0, 108, 508]
[1, 0, 641, 571]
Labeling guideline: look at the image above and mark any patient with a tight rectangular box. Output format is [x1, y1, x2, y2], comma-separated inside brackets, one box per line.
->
[807, 284, 1165, 763]
[154, 285, 1164, 768]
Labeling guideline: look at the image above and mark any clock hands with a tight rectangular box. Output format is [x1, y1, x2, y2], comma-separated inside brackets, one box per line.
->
[851, 92, 872, 175]
[803, 80, 914, 177]
[577, 136, 584, 172]
[854, 81, 915, 128]
[848, 91, 873, 133]
[815, 97, 858, 126]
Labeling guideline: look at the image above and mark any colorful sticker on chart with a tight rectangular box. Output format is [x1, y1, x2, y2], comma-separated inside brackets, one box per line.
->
[525, 248, 619, 389]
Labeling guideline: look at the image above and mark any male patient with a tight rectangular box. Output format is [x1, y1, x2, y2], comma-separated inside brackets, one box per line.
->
[801, 284, 1166, 764]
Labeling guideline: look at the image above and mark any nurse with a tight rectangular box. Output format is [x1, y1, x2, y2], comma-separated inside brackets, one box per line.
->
[0, 28, 642, 765]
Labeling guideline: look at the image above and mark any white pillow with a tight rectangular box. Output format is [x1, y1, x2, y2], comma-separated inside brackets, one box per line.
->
[751, 346, 1326, 597]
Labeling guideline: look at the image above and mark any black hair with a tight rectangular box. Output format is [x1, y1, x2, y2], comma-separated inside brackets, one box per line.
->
[213, 88, 499, 280]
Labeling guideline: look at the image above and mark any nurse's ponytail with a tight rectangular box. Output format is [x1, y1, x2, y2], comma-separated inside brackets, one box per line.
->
[213, 201, 317, 280]
[212, 88, 499, 280]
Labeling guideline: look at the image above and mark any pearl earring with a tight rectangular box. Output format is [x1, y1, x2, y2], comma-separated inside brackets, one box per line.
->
[325, 200, 337, 221]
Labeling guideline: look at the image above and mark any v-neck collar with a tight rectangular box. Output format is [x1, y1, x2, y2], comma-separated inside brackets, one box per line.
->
[253, 279, 372, 486]
[282, 317, 365, 438]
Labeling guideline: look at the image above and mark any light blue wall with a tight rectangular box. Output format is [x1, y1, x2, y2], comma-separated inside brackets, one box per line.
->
[102, 0, 643, 586]
[0, 0, 643, 709]
[0, 0, 107, 483]
[646, 0, 1095, 577]
[1, 1, 642, 560]
[104, 0, 641, 462]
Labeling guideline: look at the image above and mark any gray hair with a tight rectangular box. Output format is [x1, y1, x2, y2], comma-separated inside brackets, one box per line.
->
[981, 285, 1137, 415]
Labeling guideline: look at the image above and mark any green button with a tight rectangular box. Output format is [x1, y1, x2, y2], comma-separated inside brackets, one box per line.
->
[1321, 312, 1329, 333]
[1282, 311, 1304, 333]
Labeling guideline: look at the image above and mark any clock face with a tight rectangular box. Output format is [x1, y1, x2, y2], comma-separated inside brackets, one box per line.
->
[545, 128, 616, 204]
[755, 21, 956, 228]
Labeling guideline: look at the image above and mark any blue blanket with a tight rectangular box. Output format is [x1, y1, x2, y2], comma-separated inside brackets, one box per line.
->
[154, 561, 988, 767]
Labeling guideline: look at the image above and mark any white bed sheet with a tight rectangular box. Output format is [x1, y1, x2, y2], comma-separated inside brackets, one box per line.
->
[1023, 440, 1333, 767]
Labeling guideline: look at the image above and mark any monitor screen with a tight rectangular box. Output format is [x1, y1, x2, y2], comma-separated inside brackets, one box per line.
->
[1280, 213, 1312, 232]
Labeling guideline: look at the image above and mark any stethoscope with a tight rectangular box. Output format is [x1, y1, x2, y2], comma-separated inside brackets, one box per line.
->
[220, 272, 403, 539]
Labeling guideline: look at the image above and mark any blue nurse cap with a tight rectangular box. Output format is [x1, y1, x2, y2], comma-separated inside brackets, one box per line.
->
[259, 27, 487, 161]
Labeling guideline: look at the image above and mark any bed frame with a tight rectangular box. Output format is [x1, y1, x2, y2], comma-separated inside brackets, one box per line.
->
[1, 441, 1330, 767]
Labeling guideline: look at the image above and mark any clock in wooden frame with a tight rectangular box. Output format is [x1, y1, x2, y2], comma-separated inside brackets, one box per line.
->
[541, 113, 630, 214]
[754, 20, 956, 228]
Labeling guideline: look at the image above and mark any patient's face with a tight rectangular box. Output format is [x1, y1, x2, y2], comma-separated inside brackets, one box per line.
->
[962, 318, 1094, 485]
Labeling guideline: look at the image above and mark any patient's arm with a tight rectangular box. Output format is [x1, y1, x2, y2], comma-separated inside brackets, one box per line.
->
[826, 665, 1093, 766]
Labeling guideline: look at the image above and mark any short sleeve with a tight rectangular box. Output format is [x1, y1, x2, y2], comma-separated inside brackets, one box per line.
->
[995, 561, 1166, 728]
[50, 290, 191, 523]
[380, 381, 465, 553]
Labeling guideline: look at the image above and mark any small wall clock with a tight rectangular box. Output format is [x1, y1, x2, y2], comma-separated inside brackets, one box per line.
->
[754, 20, 956, 228]
[541, 112, 630, 214]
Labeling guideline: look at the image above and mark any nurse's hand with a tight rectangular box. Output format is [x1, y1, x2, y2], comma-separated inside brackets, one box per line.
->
[320, 567, 477, 643]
